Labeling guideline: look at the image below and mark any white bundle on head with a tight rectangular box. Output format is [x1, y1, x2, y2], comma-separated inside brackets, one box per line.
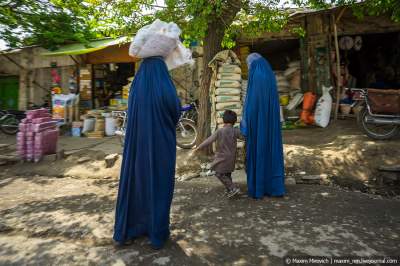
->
[129, 19, 193, 70]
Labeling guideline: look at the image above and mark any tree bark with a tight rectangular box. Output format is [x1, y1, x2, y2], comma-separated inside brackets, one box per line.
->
[196, 21, 225, 152]
[196, 1, 242, 153]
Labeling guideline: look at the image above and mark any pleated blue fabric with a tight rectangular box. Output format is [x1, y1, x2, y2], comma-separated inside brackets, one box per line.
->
[113, 57, 181, 248]
[241, 54, 285, 199]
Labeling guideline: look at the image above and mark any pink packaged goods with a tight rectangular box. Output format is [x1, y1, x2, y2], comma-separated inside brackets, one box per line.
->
[21, 118, 32, 124]
[18, 108, 58, 161]
[32, 117, 52, 124]
[18, 123, 27, 132]
[33, 121, 57, 132]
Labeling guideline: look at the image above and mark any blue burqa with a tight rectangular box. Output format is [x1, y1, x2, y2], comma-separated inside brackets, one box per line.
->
[113, 57, 181, 248]
[241, 53, 285, 199]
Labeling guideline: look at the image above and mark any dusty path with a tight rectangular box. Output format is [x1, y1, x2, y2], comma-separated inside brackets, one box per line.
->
[0, 120, 400, 265]
[0, 171, 399, 265]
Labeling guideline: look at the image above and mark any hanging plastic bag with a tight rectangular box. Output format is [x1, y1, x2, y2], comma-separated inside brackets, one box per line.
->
[314, 86, 333, 128]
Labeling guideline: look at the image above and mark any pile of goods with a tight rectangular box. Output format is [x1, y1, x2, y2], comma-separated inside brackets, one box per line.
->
[81, 110, 106, 138]
[109, 76, 133, 110]
[17, 109, 58, 162]
[79, 66, 93, 113]
[214, 64, 242, 127]
[277, 61, 302, 106]
[209, 50, 244, 148]
[275, 61, 305, 126]
[298, 86, 333, 128]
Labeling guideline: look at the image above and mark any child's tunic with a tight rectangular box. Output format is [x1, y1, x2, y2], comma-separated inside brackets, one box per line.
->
[197, 125, 241, 174]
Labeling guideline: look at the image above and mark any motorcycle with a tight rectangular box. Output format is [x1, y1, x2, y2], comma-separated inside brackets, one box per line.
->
[0, 110, 20, 135]
[176, 102, 198, 149]
[351, 88, 400, 140]
[112, 111, 127, 146]
[112, 102, 198, 149]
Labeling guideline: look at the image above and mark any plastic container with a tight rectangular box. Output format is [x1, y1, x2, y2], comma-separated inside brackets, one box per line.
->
[105, 117, 116, 136]
[72, 127, 81, 137]
[82, 118, 95, 133]
[279, 94, 290, 106]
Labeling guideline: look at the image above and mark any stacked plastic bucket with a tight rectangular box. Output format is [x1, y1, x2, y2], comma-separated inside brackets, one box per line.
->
[17, 109, 58, 162]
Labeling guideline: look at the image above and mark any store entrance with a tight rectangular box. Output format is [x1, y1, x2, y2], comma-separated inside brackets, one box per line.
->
[92, 62, 135, 108]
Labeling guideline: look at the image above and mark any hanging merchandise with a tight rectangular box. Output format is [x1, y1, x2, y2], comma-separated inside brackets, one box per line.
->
[313, 86, 333, 128]
[354, 36, 362, 51]
[339, 36, 354, 50]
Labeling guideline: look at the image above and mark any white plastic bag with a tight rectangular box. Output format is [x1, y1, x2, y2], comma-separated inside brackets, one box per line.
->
[129, 19, 181, 58]
[164, 42, 194, 70]
[314, 86, 333, 128]
[129, 19, 193, 70]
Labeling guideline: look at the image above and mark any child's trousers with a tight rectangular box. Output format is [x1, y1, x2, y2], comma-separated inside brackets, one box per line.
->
[215, 172, 236, 192]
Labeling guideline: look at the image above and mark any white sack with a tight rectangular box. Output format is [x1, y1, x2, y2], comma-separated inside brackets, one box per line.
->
[314, 86, 333, 128]
[129, 19, 193, 70]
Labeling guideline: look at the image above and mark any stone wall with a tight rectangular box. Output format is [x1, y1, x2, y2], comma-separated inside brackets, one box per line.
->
[170, 46, 204, 104]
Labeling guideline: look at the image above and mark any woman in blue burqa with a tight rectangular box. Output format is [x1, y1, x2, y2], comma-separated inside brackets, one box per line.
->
[113, 56, 181, 249]
[240, 53, 285, 199]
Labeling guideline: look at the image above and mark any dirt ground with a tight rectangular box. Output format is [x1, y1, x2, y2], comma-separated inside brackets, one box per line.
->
[0, 120, 400, 265]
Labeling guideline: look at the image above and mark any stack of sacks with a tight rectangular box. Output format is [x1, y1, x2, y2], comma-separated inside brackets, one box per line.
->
[241, 80, 248, 104]
[276, 71, 290, 93]
[284, 61, 301, 93]
[17, 109, 58, 162]
[283, 61, 303, 116]
[214, 64, 242, 128]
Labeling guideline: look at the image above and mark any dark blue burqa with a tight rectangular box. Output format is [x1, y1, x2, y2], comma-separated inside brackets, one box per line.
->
[113, 57, 181, 248]
[240, 56, 285, 199]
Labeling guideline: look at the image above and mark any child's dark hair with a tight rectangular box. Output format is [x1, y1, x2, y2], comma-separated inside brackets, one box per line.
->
[223, 110, 237, 125]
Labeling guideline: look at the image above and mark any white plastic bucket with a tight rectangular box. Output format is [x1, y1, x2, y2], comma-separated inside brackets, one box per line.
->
[105, 117, 117, 136]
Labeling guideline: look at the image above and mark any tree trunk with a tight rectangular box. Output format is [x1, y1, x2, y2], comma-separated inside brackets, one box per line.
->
[196, 1, 242, 153]
[196, 20, 225, 152]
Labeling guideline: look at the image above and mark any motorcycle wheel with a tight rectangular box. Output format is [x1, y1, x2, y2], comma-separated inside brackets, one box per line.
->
[176, 118, 197, 149]
[357, 106, 399, 140]
[0, 116, 19, 135]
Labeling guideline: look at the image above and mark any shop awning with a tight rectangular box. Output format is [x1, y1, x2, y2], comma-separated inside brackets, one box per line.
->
[41, 37, 129, 56]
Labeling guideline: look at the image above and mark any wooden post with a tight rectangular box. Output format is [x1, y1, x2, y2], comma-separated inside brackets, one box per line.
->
[333, 8, 346, 120]
[333, 15, 341, 120]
